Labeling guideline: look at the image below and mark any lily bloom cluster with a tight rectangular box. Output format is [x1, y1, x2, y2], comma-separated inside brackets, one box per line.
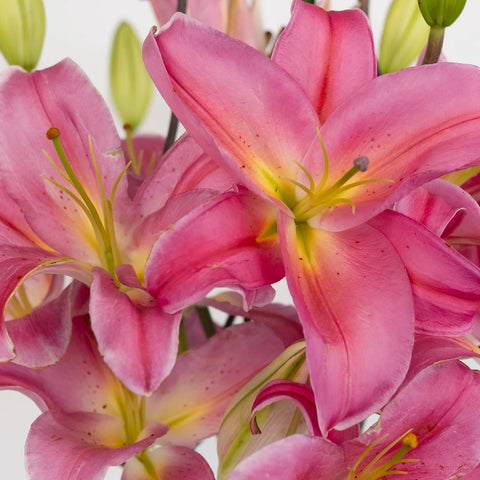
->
[1, 0, 480, 478]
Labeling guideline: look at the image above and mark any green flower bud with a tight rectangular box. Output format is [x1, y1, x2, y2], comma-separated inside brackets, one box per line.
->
[379, 0, 430, 73]
[110, 22, 152, 131]
[0, 0, 45, 71]
[417, 0, 467, 27]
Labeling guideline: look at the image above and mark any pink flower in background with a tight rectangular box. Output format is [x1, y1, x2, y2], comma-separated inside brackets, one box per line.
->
[229, 359, 480, 479]
[0, 59, 283, 394]
[143, 2, 480, 433]
[0, 298, 298, 480]
[147, 0, 265, 50]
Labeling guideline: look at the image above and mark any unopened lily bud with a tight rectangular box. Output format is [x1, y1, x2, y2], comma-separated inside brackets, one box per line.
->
[379, 0, 429, 73]
[110, 22, 152, 131]
[417, 0, 466, 27]
[0, 0, 45, 71]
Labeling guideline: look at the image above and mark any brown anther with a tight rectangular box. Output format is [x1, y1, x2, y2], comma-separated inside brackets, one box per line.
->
[123, 123, 132, 131]
[46, 127, 60, 140]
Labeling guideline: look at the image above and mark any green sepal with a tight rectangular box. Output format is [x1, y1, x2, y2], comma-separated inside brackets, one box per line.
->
[417, 0, 467, 27]
[0, 0, 45, 71]
[379, 0, 430, 73]
[110, 22, 152, 131]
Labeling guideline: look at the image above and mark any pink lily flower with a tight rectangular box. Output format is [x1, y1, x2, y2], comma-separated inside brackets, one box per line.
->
[143, 1, 480, 432]
[229, 359, 480, 479]
[147, 0, 264, 50]
[0, 59, 283, 394]
[0, 302, 298, 480]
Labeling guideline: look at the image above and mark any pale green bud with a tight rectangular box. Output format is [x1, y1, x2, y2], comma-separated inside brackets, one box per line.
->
[417, 0, 467, 27]
[110, 22, 152, 131]
[379, 0, 430, 73]
[0, 0, 45, 71]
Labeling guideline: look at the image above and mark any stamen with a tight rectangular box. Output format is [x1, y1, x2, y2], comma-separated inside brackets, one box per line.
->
[347, 430, 419, 480]
[44, 127, 123, 281]
[328, 157, 370, 192]
[46, 127, 60, 140]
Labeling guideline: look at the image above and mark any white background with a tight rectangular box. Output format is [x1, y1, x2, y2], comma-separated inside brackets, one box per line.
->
[1, 0, 480, 478]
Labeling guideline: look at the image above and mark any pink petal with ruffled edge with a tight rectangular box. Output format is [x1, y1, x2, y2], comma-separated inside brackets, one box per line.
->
[145, 189, 283, 313]
[0, 246, 76, 361]
[272, 0, 376, 123]
[250, 380, 320, 436]
[229, 434, 346, 480]
[146, 321, 287, 447]
[90, 267, 181, 395]
[143, 15, 320, 207]
[7, 282, 72, 367]
[0, 315, 122, 415]
[26, 411, 166, 480]
[122, 444, 214, 480]
[404, 334, 480, 386]
[278, 211, 414, 433]
[396, 178, 480, 248]
[202, 292, 303, 347]
[369, 210, 480, 335]
[0, 60, 132, 262]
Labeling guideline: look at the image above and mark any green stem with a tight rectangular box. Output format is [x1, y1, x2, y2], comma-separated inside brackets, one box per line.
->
[358, 0, 369, 17]
[422, 26, 445, 64]
[124, 124, 141, 175]
[195, 305, 216, 338]
[178, 317, 189, 353]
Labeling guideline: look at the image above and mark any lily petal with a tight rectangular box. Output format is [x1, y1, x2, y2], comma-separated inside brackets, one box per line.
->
[272, 0, 376, 123]
[0, 315, 122, 415]
[143, 15, 320, 205]
[122, 444, 215, 480]
[146, 321, 288, 447]
[351, 360, 480, 479]
[229, 434, 345, 480]
[134, 134, 235, 217]
[250, 380, 320, 436]
[90, 267, 181, 395]
[394, 179, 480, 238]
[404, 334, 480, 385]
[313, 63, 480, 231]
[26, 411, 165, 480]
[7, 281, 73, 367]
[0, 60, 130, 262]
[369, 210, 480, 335]
[278, 211, 414, 433]
[145, 189, 283, 313]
